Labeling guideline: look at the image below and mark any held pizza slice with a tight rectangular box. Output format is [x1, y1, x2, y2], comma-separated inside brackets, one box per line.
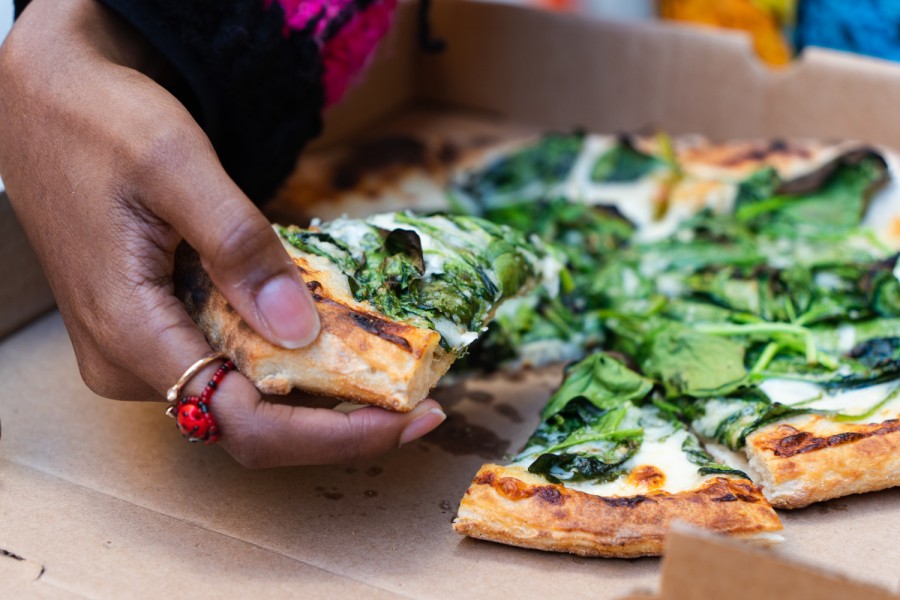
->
[453, 354, 783, 557]
[175, 211, 561, 412]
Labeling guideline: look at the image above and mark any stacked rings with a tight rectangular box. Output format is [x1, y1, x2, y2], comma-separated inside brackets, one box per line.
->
[165, 355, 234, 445]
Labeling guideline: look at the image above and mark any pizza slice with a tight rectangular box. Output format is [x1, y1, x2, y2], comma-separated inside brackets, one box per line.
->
[686, 339, 900, 509]
[453, 353, 783, 557]
[175, 211, 560, 411]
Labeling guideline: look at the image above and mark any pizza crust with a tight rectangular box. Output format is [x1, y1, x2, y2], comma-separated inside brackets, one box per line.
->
[745, 417, 900, 509]
[174, 243, 455, 412]
[452, 464, 783, 558]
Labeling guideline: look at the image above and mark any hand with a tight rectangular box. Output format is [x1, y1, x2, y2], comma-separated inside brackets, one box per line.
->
[0, 0, 445, 467]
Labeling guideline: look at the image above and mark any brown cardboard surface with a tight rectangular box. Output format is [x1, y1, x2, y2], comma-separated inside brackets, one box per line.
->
[2, 314, 899, 598]
[4, 1, 900, 597]
[657, 527, 899, 600]
[0, 313, 659, 599]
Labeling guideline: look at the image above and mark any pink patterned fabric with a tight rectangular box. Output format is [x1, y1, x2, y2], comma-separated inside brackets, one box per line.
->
[265, 0, 397, 106]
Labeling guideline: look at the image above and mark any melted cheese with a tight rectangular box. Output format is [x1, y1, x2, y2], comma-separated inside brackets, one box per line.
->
[510, 407, 716, 498]
[565, 427, 712, 497]
[759, 378, 900, 423]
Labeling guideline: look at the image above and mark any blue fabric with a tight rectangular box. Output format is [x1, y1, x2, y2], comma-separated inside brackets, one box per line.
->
[796, 0, 900, 62]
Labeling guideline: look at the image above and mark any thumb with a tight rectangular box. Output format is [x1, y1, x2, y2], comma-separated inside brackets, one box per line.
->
[143, 134, 320, 349]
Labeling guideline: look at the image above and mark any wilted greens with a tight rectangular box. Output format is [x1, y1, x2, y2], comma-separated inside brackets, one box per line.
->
[448, 133, 899, 481]
[279, 211, 557, 351]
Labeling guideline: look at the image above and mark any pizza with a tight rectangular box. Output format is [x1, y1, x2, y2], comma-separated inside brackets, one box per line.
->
[448, 131, 900, 555]
[175, 211, 560, 411]
[269, 119, 900, 556]
[453, 353, 784, 557]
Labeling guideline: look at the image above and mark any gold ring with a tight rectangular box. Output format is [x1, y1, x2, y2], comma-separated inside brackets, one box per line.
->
[166, 351, 229, 404]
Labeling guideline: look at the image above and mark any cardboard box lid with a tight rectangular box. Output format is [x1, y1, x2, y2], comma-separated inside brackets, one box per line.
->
[3, 2, 900, 597]
[420, 0, 900, 146]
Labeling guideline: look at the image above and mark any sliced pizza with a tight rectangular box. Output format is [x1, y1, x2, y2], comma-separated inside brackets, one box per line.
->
[688, 373, 900, 509]
[453, 353, 783, 557]
[175, 211, 560, 411]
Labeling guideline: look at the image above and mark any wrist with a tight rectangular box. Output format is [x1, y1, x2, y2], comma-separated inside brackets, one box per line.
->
[26, 0, 174, 82]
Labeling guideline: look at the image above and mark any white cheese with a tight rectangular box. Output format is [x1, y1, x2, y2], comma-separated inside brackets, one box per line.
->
[813, 271, 844, 292]
[320, 217, 375, 261]
[621, 267, 641, 296]
[565, 427, 710, 497]
[563, 134, 617, 200]
[836, 324, 858, 354]
[690, 397, 748, 439]
[537, 252, 564, 298]
[759, 378, 900, 423]
[511, 339, 585, 369]
[511, 406, 715, 497]
[656, 273, 687, 297]
[431, 316, 478, 350]
[758, 379, 823, 406]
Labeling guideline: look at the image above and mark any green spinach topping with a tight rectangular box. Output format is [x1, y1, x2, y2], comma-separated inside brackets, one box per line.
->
[451, 133, 897, 484]
[591, 142, 661, 183]
[279, 211, 556, 351]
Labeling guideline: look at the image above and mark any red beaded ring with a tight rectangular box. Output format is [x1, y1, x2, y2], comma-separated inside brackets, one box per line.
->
[165, 360, 235, 445]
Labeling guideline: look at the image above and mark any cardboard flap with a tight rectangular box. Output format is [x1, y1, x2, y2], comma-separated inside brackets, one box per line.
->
[417, 1, 900, 149]
[653, 526, 900, 600]
[418, 1, 769, 137]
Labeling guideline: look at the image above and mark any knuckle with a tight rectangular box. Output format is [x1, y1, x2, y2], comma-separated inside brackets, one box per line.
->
[203, 212, 280, 278]
[125, 116, 199, 176]
[332, 412, 383, 463]
[228, 437, 269, 469]
[72, 347, 130, 400]
[332, 434, 367, 464]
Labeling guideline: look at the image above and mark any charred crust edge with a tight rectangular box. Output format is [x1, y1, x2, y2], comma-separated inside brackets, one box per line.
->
[770, 419, 900, 458]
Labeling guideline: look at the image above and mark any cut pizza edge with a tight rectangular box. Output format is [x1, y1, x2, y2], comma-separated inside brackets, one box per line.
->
[452, 464, 783, 558]
[706, 418, 900, 510]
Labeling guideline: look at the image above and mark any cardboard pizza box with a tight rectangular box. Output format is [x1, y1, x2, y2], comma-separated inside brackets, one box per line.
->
[1, 1, 900, 598]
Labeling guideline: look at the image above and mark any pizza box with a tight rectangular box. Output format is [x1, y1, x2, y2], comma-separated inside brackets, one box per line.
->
[1, 1, 900, 597]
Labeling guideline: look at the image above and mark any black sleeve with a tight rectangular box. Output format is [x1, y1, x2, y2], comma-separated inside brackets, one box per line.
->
[13, 0, 325, 204]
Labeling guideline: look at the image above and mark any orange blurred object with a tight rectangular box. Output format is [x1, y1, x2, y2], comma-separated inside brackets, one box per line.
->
[538, 0, 575, 10]
[660, 0, 792, 66]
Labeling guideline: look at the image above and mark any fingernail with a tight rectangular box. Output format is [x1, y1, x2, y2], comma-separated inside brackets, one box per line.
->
[256, 274, 320, 349]
[399, 404, 446, 446]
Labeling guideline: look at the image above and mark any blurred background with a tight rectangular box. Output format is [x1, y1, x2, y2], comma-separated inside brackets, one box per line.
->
[4, 1, 900, 67]
[489, 0, 900, 67]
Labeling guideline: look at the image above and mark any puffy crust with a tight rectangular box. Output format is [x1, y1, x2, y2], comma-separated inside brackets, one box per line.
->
[452, 465, 782, 558]
[745, 417, 900, 509]
[174, 243, 455, 412]
[268, 127, 533, 222]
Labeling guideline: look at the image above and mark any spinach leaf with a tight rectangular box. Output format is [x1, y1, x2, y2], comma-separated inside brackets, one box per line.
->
[640, 327, 748, 398]
[591, 142, 662, 183]
[681, 433, 748, 479]
[753, 159, 887, 237]
[277, 228, 359, 274]
[522, 397, 608, 452]
[734, 167, 781, 214]
[541, 406, 637, 454]
[541, 353, 654, 419]
[527, 450, 633, 484]
[683, 390, 771, 451]
[456, 133, 583, 207]
[383, 228, 425, 273]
